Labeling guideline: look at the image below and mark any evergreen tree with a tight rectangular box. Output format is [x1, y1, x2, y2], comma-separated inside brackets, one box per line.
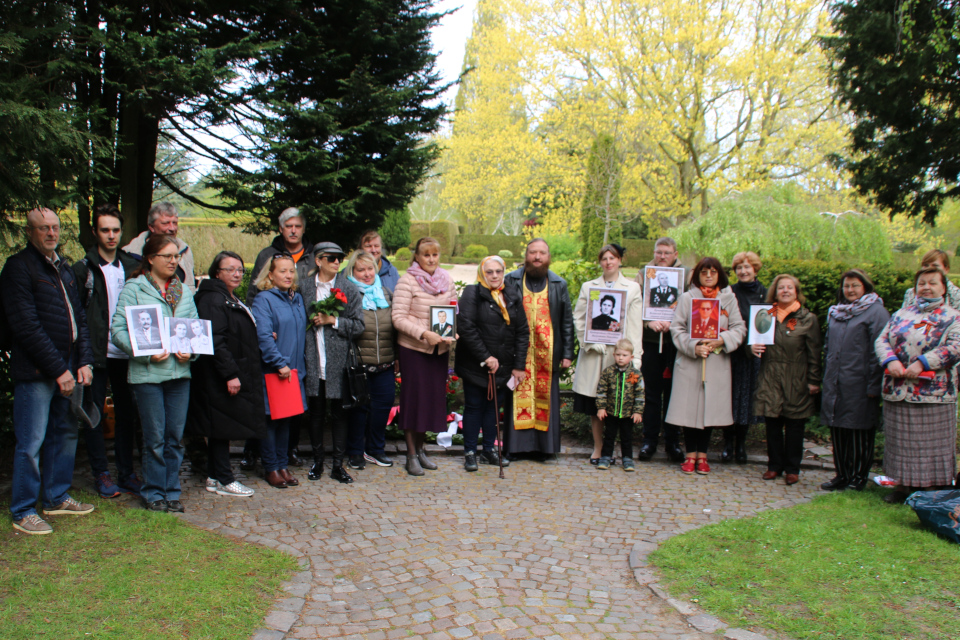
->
[380, 208, 412, 252]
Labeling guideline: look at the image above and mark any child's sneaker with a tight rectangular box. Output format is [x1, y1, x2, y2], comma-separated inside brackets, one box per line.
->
[622, 458, 635, 472]
[597, 457, 612, 470]
[681, 458, 697, 474]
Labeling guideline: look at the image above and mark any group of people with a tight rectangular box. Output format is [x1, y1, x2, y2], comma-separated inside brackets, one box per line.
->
[4, 202, 957, 535]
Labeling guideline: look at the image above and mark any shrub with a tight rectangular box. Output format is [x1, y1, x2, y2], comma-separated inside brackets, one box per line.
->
[541, 234, 581, 261]
[409, 220, 458, 254]
[394, 247, 413, 262]
[498, 249, 513, 259]
[379, 209, 411, 252]
[463, 244, 488, 261]
[555, 259, 603, 363]
[455, 234, 526, 257]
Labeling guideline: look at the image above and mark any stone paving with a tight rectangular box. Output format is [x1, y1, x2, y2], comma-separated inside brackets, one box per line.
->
[170, 451, 832, 640]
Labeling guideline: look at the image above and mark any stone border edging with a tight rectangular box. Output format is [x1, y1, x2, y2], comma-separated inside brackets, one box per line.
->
[629, 538, 783, 640]
[179, 515, 311, 640]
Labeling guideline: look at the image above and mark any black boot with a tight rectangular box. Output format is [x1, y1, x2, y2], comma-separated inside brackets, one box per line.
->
[240, 441, 258, 471]
[734, 424, 748, 464]
[720, 428, 735, 463]
[308, 446, 324, 481]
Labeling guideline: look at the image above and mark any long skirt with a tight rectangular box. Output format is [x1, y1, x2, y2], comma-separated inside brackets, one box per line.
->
[398, 345, 449, 433]
[883, 401, 957, 487]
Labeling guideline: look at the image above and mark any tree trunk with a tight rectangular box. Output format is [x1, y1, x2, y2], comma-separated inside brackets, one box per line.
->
[118, 102, 159, 242]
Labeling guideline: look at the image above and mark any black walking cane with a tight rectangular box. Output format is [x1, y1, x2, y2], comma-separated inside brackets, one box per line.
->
[487, 371, 505, 479]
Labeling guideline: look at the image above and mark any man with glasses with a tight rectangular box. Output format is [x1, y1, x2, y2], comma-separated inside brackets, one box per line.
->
[634, 237, 687, 462]
[1, 207, 95, 534]
[123, 202, 196, 292]
[72, 204, 143, 498]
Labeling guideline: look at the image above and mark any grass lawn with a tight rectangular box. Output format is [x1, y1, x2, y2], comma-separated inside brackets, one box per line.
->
[0, 494, 297, 640]
[652, 487, 960, 640]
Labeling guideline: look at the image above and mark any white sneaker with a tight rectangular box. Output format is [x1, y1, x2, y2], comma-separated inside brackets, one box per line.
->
[215, 481, 255, 497]
[205, 477, 218, 493]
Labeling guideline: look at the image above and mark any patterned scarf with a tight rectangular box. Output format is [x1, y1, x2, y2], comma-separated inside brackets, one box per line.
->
[477, 256, 510, 324]
[147, 274, 183, 310]
[828, 292, 881, 322]
[407, 260, 453, 295]
[348, 273, 391, 310]
[699, 285, 719, 299]
[917, 296, 944, 312]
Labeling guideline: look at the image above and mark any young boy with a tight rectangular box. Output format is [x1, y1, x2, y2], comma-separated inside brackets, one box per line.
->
[595, 339, 644, 471]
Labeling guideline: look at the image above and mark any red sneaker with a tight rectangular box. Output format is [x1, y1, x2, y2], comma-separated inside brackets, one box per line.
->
[681, 458, 696, 474]
[696, 459, 711, 475]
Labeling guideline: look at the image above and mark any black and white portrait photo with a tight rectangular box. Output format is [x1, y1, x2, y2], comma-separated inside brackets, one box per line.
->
[585, 287, 626, 345]
[125, 304, 166, 356]
[166, 317, 214, 355]
[642, 266, 685, 322]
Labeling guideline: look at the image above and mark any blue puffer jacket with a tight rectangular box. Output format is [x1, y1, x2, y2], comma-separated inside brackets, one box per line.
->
[251, 286, 308, 415]
[0, 244, 93, 382]
[377, 256, 400, 293]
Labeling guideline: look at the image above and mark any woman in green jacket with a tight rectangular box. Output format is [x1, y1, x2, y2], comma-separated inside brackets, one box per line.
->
[750, 274, 822, 486]
[112, 234, 198, 513]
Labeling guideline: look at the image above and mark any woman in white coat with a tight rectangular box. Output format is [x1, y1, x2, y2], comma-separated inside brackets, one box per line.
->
[572, 244, 643, 464]
[665, 257, 746, 475]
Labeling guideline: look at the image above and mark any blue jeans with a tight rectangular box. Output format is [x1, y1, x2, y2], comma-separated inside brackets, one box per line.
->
[462, 381, 506, 454]
[131, 379, 190, 502]
[10, 379, 80, 520]
[261, 417, 290, 473]
[346, 368, 394, 456]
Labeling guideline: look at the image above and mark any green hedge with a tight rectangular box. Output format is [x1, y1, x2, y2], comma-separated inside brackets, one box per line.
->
[621, 239, 657, 268]
[455, 234, 527, 257]
[409, 221, 458, 255]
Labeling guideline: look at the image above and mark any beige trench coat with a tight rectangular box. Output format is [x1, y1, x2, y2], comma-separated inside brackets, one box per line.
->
[571, 273, 643, 397]
[664, 286, 746, 428]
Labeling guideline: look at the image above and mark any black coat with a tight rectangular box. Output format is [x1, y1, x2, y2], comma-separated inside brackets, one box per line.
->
[72, 246, 141, 368]
[454, 284, 530, 389]
[187, 278, 266, 440]
[0, 243, 93, 381]
[503, 267, 575, 369]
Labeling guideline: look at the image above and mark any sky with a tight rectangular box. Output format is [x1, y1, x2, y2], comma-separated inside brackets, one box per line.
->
[431, 0, 478, 105]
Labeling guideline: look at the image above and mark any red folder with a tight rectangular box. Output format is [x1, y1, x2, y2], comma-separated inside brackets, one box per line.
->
[264, 369, 305, 419]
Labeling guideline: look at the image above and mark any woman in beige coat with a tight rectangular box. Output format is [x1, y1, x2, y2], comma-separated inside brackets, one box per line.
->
[391, 237, 458, 476]
[572, 244, 643, 463]
[665, 258, 746, 475]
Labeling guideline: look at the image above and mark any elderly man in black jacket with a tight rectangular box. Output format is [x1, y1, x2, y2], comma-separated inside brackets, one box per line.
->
[1, 208, 95, 535]
[502, 238, 575, 459]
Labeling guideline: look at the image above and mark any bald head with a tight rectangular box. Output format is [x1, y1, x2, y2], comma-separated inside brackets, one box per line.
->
[27, 208, 61, 258]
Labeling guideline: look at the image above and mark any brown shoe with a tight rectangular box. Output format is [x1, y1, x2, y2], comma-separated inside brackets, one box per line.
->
[785, 473, 800, 485]
[265, 470, 288, 488]
[279, 468, 299, 486]
[762, 470, 781, 480]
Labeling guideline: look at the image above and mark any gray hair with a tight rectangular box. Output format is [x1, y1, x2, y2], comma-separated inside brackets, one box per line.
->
[278, 207, 304, 228]
[147, 202, 178, 226]
[654, 237, 677, 251]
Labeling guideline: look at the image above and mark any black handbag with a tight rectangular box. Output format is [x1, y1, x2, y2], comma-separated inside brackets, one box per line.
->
[342, 341, 370, 410]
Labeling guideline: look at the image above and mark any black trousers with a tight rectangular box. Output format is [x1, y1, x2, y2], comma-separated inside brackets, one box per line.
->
[683, 426, 713, 453]
[830, 426, 876, 482]
[207, 438, 234, 485]
[641, 338, 680, 448]
[602, 416, 634, 459]
[765, 416, 805, 474]
[308, 380, 347, 466]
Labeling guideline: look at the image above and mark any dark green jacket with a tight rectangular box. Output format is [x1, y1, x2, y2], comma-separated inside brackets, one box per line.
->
[596, 363, 645, 418]
[72, 246, 141, 368]
[753, 306, 823, 419]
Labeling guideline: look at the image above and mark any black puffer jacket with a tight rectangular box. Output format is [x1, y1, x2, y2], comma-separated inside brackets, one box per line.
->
[0, 244, 93, 381]
[187, 278, 266, 440]
[454, 284, 530, 389]
[72, 246, 141, 368]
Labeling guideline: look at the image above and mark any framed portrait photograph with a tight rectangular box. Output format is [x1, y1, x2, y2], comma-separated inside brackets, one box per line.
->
[748, 304, 776, 345]
[125, 304, 167, 357]
[642, 266, 685, 321]
[689, 298, 721, 340]
[429, 305, 456, 339]
[166, 317, 214, 355]
[585, 287, 626, 345]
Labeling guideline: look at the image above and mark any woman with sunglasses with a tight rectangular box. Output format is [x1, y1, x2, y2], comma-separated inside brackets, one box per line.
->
[303, 242, 365, 484]
[112, 233, 198, 512]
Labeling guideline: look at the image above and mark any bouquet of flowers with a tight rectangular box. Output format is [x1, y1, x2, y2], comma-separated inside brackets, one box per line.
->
[308, 288, 347, 324]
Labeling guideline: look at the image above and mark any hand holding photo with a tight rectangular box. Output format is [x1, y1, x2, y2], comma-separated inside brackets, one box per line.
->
[166, 317, 214, 355]
[430, 305, 456, 338]
[125, 304, 167, 356]
[585, 287, 626, 345]
[748, 304, 776, 345]
[689, 298, 720, 340]
[642, 266, 685, 321]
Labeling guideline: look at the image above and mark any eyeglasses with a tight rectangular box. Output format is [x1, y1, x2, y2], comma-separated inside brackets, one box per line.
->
[654, 250, 675, 257]
[33, 225, 61, 234]
[700, 267, 718, 274]
[320, 255, 342, 263]
[219, 267, 246, 275]
[155, 253, 180, 262]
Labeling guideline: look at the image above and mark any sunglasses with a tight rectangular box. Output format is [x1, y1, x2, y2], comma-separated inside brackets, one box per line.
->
[320, 255, 343, 263]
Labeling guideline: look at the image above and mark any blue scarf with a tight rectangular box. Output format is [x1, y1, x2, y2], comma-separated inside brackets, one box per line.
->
[348, 274, 390, 310]
[917, 296, 944, 312]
